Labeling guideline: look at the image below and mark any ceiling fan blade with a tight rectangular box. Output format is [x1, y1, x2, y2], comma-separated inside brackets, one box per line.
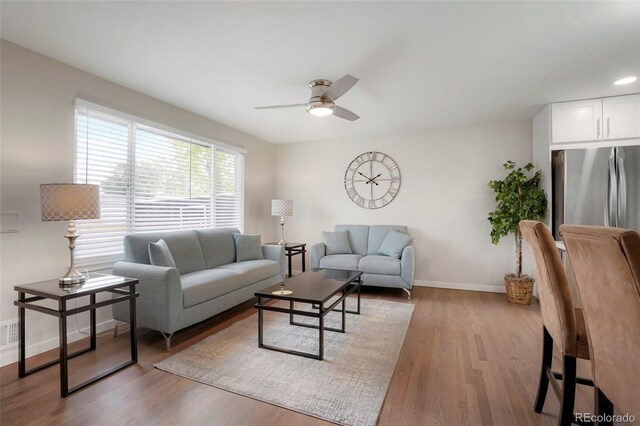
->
[254, 103, 307, 110]
[333, 106, 360, 121]
[322, 74, 359, 101]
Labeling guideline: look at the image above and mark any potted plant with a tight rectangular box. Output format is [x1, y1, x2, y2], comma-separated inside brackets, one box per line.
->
[488, 161, 547, 304]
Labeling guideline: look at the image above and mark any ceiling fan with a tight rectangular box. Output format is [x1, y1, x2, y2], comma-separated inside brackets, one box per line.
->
[255, 74, 360, 121]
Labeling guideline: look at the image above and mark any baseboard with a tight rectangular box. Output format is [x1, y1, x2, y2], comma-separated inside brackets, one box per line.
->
[292, 271, 508, 295]
[0, 319, 116, 368]
[413, 280, 506, 294]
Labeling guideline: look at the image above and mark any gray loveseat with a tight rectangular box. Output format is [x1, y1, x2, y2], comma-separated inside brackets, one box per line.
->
[112, 227, 284, 350]
[309, 225, 415, 299]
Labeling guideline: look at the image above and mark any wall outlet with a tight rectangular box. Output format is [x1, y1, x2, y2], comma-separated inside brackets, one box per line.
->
[0, 320, 19, 348]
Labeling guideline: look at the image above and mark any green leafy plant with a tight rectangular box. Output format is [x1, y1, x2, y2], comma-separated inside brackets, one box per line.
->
[488, 161, 547, 278]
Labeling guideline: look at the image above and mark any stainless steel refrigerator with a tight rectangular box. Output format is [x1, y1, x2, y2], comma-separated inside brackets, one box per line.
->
[552, 145, 640, 239]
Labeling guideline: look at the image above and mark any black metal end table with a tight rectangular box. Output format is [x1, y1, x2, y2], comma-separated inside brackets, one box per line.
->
[14, 273, 139, 397]
[254, 268, 362, 360]
[266, 242, 306, 278]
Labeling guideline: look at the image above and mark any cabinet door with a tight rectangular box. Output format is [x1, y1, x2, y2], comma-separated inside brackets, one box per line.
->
[603, 94, 640, 140]
[551, 99, 602, 143]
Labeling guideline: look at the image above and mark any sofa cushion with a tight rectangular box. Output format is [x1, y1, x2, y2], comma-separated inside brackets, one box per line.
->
[216, 259, 280, 286]
[123, 230, 206, 274]
[181, 269, 244, 308]
[322, 230, 353, 255]
[233, 233, 264, 262]
[319, 254, 363, 271]
[335, 225, 369, 256]
[195, 228, 238, 269]
[378, 230, 414, 259]
[359, 255, 401, 275]
[148, 239, 177, 268]
[367, 225, 409, 255]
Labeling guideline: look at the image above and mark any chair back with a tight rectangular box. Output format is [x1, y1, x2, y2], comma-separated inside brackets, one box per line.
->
[560, 225, 640, 416]
[520, 220, 578, 356]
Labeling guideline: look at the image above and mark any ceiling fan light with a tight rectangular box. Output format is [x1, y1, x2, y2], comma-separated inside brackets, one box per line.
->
[306, 101, 335, 117]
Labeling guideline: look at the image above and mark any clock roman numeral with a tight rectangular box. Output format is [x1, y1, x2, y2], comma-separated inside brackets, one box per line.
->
[346, 187, 357, 198]
[356, 197, 365, 207]
[368, 200, 376, 209]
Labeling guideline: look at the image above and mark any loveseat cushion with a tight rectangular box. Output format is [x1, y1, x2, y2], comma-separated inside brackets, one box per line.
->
[335, 225, 369, 256]
[181, 269, 243, 308]
[359, 255, 401, 275]
[124, 230, 206, 274]
[233, 233, 264, 262]
[367, 225, 409, 255]
[378, 230, 414, 259]
[322, 230, 353, 255]
[319, 254, 363, 271]
[148, 239, 177, 268]
[216, 260, 280, 286]
[195, 228, 238, 269]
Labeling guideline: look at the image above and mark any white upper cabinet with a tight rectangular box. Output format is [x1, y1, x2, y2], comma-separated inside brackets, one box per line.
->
[551, 99, 602, 143]
[603, 94, 640, 140]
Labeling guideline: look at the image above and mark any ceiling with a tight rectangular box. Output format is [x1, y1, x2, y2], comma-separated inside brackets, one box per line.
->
[2, 1, 639, 144]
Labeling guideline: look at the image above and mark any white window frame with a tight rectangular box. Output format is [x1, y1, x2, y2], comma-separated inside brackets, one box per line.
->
[73, 99, 245, 270]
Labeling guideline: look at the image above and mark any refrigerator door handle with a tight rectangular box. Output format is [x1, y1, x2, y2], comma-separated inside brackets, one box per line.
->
[606, 149, 618, 227]
[617, 153, 627, 229]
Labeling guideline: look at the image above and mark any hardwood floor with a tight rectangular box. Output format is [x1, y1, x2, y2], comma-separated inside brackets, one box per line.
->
[0, 287, 594, 425]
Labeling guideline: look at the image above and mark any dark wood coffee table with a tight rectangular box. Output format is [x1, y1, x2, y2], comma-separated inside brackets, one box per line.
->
[254, 268, 362, 360]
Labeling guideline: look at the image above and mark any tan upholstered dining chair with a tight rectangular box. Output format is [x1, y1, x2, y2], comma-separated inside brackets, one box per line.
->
[560, 225, 640, 424]
[520, 220, 593, 426]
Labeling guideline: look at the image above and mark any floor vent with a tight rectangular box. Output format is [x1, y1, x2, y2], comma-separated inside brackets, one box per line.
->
[0, 320, 19, 348]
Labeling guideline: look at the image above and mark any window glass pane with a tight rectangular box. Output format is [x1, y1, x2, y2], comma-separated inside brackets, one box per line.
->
[73, 103, 244, 264]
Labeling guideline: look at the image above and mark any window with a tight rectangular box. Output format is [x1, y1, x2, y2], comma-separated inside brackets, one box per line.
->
[74, 100, 244, 265]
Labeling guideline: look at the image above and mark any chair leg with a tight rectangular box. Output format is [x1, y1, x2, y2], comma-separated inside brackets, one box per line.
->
[595, 387, 613, 426]
[558, 355, 577, 426]
[534, 326, 553, 413]
[113, 322, 119, 338]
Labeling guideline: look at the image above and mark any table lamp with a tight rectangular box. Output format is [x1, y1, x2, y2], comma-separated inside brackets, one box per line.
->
[40, 183, 100, 286]
[271, 199, 293, 245]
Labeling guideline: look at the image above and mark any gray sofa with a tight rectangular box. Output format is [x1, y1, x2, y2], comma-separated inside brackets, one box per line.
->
[112, 227, 284, 350]
[310, 225, 415, 299]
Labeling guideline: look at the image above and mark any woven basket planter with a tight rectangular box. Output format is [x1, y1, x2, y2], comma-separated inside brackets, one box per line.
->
[504, 274, 534, 305]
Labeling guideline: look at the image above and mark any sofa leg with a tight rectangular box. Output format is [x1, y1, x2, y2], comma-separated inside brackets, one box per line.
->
[160, 332, 174, 352]
[403, 288, 411, 300]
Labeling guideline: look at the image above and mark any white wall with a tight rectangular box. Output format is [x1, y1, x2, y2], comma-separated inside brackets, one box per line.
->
[275, 121, 534, 290]
[0, 40, 277, 365]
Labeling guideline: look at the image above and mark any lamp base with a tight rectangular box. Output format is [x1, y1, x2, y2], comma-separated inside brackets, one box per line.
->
[59, 274, 86, 286]
[59, 220, 86, 287]
[278, 218, 286, 245]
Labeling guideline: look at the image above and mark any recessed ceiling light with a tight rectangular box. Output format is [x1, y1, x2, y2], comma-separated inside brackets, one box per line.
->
[614, 76, 637, 86]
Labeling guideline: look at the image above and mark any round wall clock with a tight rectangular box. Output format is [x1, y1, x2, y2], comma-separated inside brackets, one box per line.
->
[344, 151, 401, 209]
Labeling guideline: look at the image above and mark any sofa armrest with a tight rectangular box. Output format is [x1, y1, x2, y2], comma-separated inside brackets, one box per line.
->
[112, 261, 182, 334]
[309, 242, 326, 269]
[262, 244, 285, 280]
[400, 245, 415, 288]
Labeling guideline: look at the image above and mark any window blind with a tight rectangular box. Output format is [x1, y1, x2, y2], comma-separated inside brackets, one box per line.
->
[74, 101, 245, 265]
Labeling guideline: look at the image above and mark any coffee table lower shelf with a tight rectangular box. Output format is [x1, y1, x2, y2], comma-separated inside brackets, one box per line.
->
[254, 274, 361, 361]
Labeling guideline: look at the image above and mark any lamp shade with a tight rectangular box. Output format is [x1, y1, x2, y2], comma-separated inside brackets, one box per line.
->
[271, 199, 293, 217]
[40, 184, 101, 221]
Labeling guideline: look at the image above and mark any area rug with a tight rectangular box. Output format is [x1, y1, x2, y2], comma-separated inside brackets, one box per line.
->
[155, 298, 414, 426]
